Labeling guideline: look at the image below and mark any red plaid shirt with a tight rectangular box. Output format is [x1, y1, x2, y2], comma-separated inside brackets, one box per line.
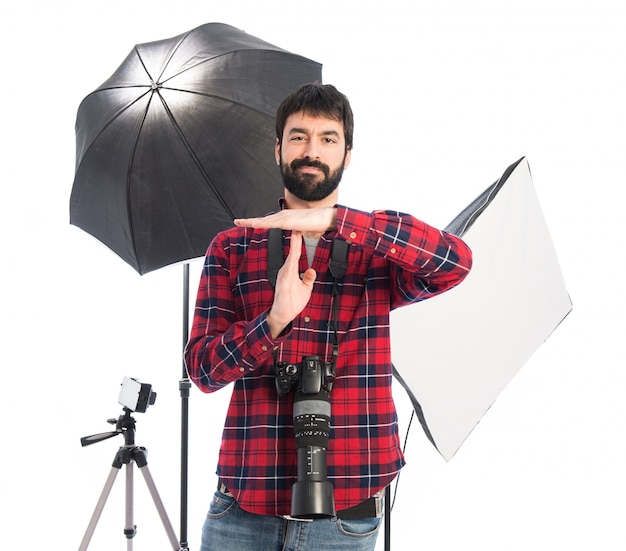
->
[185, 204, 472, 516]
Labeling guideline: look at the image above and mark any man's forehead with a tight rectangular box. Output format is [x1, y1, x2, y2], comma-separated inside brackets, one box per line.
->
[284, 111, 344, 133]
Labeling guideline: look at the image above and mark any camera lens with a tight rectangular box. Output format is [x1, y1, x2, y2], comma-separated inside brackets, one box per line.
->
[293, 389, 331, 447]
[290, 389, 335, 518]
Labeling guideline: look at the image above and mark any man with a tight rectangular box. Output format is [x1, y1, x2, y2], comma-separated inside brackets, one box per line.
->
[184, 83, 473, 550]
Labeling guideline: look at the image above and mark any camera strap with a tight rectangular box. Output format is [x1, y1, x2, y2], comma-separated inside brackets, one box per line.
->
[267, 228, 284, 289]
[267, 228, 348, 287]
[268, 228, 348, 372]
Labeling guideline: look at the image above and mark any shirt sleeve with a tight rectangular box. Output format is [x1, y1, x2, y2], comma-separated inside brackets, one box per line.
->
[334, 204, 473, 308]
[183, 233, 288, 393]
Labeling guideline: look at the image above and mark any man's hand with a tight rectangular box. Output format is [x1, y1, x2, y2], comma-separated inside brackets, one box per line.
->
[234, 207, 337, 234]
[266, 231, 316, 338]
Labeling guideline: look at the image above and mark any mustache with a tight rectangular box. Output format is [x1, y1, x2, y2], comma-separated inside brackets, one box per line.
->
[289, 158, 330, 174]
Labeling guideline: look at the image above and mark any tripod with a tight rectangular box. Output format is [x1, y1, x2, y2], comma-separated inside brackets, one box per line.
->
[78, 408, 182, 551]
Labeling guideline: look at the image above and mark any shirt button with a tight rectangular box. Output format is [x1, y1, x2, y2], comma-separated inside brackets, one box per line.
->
[349, 231, 357, 239]
[390, 247, 397, 254]
[299, 272, 305, 279]
[261, 345, 268, 352]
[304, 316, 311, 323]
[239, 367, 245, 372]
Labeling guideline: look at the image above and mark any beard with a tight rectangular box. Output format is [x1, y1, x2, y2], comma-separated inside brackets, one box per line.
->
[280, 156, 345, 202]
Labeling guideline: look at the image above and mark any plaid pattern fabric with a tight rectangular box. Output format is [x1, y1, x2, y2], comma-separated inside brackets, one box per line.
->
[185, 204, 472, 516]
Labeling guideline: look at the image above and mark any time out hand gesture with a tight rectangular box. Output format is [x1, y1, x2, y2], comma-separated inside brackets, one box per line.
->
[234, 207, 337, 234]
[266, 231, 316, 338]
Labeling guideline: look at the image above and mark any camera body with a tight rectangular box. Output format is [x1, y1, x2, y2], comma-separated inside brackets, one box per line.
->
[275, 355, 335, 396]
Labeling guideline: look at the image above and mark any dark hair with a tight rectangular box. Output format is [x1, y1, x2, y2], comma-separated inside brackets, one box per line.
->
[275, 83, 354, 150]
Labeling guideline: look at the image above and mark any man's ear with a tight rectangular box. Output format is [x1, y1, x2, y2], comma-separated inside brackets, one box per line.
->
[343, 148, 352, 170]
[275, 138, 281, 166]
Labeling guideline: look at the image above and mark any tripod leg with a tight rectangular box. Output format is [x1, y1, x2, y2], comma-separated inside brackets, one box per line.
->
[134, 448, 181, 551]
[125, 461, 136, 551]
[78, 466, 120, 551]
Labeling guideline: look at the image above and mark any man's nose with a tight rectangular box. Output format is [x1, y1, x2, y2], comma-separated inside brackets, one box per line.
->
[302, 139, 320, 159]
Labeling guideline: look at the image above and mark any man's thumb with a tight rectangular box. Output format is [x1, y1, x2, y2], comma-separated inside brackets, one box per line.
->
[301, 268, 317, 288]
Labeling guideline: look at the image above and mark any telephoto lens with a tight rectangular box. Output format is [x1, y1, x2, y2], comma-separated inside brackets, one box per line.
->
[290, 387, 336, 518]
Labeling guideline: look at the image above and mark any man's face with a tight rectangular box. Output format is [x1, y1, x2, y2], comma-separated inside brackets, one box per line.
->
[275, 112, 351, 202]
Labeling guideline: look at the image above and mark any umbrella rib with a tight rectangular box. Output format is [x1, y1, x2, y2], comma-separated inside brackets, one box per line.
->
[147, 28, 196, 84]
[136, 28, 258, 86]
[154, 24, 284, 86]
[129, 33, 305, 119]
[122, 90, 236, 270]
[76, 89, 152, 169]
[156, 50, 263, 86]
[161, 87, 282, 184]
[161, 85, 279, 118]
[136, 43, 173, 85]
[146, 29, 296, 96]
[156, 87, 281, 188]
[155, 90, 236, 219]
[124, 92, 154, 269]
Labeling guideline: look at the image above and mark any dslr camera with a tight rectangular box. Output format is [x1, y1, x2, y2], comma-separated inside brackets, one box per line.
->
[275, 355, 335, 396]
[274, 355, 336, 519]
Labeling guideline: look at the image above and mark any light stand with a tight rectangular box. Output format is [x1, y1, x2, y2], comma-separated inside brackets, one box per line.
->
[179, 262, 192, 549]
[78, 408, 182, 551]
[385, 485, 391, 551]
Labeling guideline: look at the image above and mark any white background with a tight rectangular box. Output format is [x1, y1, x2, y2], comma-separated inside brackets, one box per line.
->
[2, 1, 624, 549]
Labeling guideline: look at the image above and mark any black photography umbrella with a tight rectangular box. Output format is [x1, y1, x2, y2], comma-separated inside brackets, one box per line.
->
[71, 22, 321, 275]
[70, 22, 322, 548]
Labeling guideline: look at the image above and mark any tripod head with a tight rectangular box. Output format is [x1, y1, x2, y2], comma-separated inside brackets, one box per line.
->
[80, 407, 138, 448]
[80, 377, 157, 448]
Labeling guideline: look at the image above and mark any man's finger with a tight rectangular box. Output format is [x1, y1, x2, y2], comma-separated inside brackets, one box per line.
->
[285, 231, 302, 266]
[300, 267, 317, 289]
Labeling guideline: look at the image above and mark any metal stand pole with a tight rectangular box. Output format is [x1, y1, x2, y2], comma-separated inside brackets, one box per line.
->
[179, 262, 191, 549]
[385, 485, 391, 551]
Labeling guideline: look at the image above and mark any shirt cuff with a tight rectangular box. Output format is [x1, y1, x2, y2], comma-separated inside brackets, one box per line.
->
[242, 312, 292, 367]
[335, 204, 381, 250]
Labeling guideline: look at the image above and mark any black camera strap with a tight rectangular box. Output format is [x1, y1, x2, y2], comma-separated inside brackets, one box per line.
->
[327, 238, 348, 370]
[267, 228, 348, 287]
[267, 228, 284, 289]
[267, 228, 350, 286]
[268, 228, 348, 373]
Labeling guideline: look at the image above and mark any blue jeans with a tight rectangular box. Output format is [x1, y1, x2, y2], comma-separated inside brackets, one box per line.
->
[199, 490, 382, 551]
